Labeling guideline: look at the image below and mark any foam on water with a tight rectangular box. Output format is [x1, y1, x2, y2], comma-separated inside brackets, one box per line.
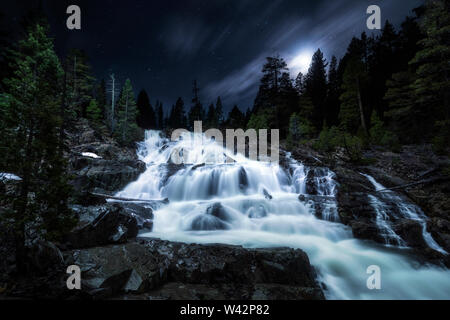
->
[118, 130, 450, 299]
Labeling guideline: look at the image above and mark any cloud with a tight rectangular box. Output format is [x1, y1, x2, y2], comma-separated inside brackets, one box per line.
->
[162, 17, 213, 57]
[204, 57, 265, 110]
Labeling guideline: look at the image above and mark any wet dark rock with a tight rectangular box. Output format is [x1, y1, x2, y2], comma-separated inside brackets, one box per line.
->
[393, 220, 427, 248]
[238, 167, 249, 190]
[141, 239, 324, 300]
[28, 240, 65, 274]
[114, 202, 154, 229]
[428, 218, 450, 253]
[298, 194, 306, 202]
[66, 204, 139, 249]
[67, 242, 168, 298]
[191, 202, 234, 230]
[263, 189, 273, 200]
[305, 170, 318, 195]
[207, 202, 229, 221]
[350, 220, 384, 243]
[142, 220, 153, 231]
[69, 157, 146, 196]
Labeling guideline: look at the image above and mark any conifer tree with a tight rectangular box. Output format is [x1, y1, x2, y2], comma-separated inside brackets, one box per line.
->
[339, 57, 369, 135]
[136, 89, 156, 129]
[303, 49, 328, 130]
[156, 101, 164, 130]
[215, 96, 224, 127]
[326, 56, 341, 126]
[86, 99, 102, 122]
[115, 79, 142, 145]
[410, 0, 450, 132]
[205, 103, 217, 128]
[65, 49, 95, 119]
[188, 80, 204, 127]
[0, 24, 75, 269]
[96, 79, 107, 122]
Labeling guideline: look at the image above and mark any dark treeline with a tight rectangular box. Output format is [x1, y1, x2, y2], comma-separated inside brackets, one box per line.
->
[246, 1, 449, 160]
[131, 0, 449, 161]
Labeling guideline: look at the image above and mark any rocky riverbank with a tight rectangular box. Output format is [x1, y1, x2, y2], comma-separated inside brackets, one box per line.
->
[1, 120, 449, 299]
[0, 120, 325, 300]
[287, 143, 450, 266]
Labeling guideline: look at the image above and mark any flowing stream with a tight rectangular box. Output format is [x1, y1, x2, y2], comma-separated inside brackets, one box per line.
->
[117, 130, 450, 299]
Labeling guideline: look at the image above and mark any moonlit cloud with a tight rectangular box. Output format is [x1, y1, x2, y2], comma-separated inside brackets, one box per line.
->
[42, 0, 425, 114]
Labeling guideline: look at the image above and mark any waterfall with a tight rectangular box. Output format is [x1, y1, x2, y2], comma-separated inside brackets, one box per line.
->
[117, 130, 450, 299]
[362, 173, 446, 254]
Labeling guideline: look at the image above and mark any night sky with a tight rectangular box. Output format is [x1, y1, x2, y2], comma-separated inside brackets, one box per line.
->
[4, 0, 423, 115]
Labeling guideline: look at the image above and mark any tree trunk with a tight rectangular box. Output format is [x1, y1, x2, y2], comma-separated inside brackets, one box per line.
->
[356, 77, 369, 136]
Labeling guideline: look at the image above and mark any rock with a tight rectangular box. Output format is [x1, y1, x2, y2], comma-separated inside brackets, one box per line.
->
[69, 157, 146, 195]
[142, 220, 153, 231]
[298, 194, 306, 202]
[141, 239, 324, 300]
[350, 220, 384, 243]
[305, 169, 318, 195]
[66, 204, 139, 249]
[68, 242, 168, 298]
[114, 202, 154, 229]
[428, 218, 450, 252]
[393, 220, 427, 248]
[73, 192, 107, 206]
[238, 167, 249, 190]
[191, 203, 231, 231]
[28, 240, 64, 274]
[263, 189, 273, 200]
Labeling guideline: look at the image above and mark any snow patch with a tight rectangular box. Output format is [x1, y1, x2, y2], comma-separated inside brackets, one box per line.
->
[82, 152, 102, 159]
[0, 173, 22, 181]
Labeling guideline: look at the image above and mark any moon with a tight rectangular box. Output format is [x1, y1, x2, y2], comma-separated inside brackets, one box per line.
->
[290, 51, 313, 74]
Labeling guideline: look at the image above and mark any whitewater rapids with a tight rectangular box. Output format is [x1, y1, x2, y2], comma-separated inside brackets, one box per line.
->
[116, 131, 450, 300]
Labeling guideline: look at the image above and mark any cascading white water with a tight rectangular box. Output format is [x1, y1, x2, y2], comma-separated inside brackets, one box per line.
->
[117, 130, 450, 299]
[362, 173, 446, 254]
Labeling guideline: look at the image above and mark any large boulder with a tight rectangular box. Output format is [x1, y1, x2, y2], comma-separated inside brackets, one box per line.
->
[65, 242, 168, 298]
[428, 218, 450, 253]
[350, 220, 384, 243]
[28, 240, 65, 274]
[114, 202, 154, 230]
[191, 203, 232, 231]
[142, 239, 324, 300]
[393, 219, 427, 248]
[66, 204, 139, 249]
[69, 157, 146, 195]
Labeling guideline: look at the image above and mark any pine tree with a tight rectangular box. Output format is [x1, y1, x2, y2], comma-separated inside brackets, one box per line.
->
[96, 79, 107, 122]
[205, 103, 217, 128]
[65, 49, 95, 119]
[0, 24, 76, 269]
[188, 80, 204, 128]
[339, 57, 369, 135]
[253, 55, 288, 117]
[156, 101, 164, 130]
[115, 79, 142, 145]
[136, 89, 156, 129]
[215, 96, 224, 127]
[325, 56, 341, 126]
[86, 99, 102, 122]
[303, 49, 328, 130]
[294, 72, 304, 94]
[410, 0, 450, 132]
[226, 105, 245, 128]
